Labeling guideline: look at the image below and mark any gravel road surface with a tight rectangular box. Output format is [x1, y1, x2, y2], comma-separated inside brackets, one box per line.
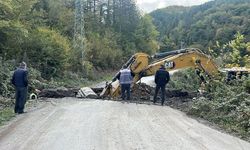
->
[0, 98, 249, 150]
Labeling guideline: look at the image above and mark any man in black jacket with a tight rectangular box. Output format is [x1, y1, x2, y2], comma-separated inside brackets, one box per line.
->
[153, 65, 170, 106]
[11, 62, 28, 114]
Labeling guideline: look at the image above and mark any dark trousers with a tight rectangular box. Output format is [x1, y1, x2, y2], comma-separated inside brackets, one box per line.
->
[15, 87, 27, 113]
[121, 84, 131, 100]
[153, 85, 166, 105]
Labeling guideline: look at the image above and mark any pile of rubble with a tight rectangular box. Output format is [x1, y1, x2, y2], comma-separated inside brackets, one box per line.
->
[37, 83, 196, 102]
[88, 83, 194, 101]
[129, 83, 196, 110]
[131, 83, 194, 101]
[38, 87, 79, 98]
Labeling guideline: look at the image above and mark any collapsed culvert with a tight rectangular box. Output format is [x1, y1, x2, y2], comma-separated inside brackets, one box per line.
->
[91, 83, 196, 102]
[38, 87, 79, 98]
[37, 83, 197, 104]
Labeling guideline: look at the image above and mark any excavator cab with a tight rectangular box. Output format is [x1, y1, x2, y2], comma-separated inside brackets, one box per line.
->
[224, 68, 250, 82]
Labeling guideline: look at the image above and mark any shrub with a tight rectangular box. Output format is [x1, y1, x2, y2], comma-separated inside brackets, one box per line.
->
[167, 69, 201, 92]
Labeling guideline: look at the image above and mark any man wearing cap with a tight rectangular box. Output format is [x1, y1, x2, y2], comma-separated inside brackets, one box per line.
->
[116, 66, 134, 101]
[11, 62, 28, 114]
[153, 64, 170, 106]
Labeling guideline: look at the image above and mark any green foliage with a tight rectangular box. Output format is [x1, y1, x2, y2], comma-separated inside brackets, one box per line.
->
[134, 15, 159, 54]
[0, 58, 15, 97]
[188, 79, 250, 140]
[227, 33, 250, 67]
[159, 36, 177, 52]
[244, 79, 250, 93]
[25, 27, 70, 79]
[211, 32, 250, 67]
[169, 69, 250, 140]
[150, 0, 250, 52]
[167, 69, 201, 92]
[0, 107, 15, 126]
[85, 30, 122, 69]
[0, 0, 161, 103]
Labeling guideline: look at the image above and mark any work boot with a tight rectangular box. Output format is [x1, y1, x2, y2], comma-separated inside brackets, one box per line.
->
[18, 111, 27, 114]
[153, 99, 156, 104]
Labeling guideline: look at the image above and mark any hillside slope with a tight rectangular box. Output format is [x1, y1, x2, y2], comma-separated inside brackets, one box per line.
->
[150, 0, 250, 51]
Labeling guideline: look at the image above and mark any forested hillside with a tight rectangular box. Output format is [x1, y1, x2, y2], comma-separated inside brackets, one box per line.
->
[150, 0, 250, 53]
[0, 0, 158, 79]
[150, 0, 250, 140]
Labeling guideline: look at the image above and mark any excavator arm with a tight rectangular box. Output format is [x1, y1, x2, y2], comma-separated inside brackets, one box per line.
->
[142, 48, 220, 79]
[100, 53, 150, 98]
[100, 48, 220, 98]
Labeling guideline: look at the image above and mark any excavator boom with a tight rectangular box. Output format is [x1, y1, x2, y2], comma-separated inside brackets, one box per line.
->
[144, 49, 220, 78]
[100, 48, 220, 98]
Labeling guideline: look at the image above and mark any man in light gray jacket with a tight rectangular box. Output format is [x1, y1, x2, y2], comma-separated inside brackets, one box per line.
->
[116, 66, 134, 101]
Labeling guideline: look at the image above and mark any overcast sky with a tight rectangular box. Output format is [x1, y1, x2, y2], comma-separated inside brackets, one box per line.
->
[136, 0, 212, 13]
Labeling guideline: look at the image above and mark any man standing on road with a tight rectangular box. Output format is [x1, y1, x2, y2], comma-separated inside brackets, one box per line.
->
[116, 66, 134, 101]
[11, 62, 28, 114]
[153, 65, 170, 106]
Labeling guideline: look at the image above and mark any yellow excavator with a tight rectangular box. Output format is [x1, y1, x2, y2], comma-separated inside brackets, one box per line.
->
[100, 48, 223, 98]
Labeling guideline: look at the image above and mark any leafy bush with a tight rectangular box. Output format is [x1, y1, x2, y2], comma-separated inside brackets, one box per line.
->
[168, 69, 250, 140]
[188, 79, 250, 140]
[85, 31, 123, 69]
[244, 79, 250, 93]
[0, 58, 15, 97]
[167, 69, 201, 92]
[25, 27, 70, 79]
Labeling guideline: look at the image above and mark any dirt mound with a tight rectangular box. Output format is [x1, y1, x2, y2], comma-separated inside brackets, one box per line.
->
[131, 83, 194, 101]
[38, 87, 79, 98]
[92, 83, 196, 102]
[38, 83, 196, 102]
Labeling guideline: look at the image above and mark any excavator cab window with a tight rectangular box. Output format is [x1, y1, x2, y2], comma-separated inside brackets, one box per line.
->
[227, 71, 249, 81]
[227, 71, 236, 81]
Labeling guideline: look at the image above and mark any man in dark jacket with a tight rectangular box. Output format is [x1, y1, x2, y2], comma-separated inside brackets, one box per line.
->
[153, 65, 170, 106]
[11, 62, 28, 114]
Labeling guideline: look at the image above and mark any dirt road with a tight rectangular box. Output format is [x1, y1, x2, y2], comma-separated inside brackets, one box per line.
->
[0, 98, 249, 150]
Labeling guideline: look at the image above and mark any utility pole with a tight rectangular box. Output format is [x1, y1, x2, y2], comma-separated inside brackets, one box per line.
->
[74, 0, 86, 63]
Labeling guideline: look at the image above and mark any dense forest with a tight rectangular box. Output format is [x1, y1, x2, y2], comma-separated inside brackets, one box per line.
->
[150, 0, 250, 67]
[0, 0, 158, 80]
[1, 0, 250, 82]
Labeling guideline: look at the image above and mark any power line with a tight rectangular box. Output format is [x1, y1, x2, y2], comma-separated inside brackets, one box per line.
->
[73, 0, 86, 62]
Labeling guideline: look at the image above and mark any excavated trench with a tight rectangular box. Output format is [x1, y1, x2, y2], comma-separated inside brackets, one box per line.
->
[37, 82, 197, 112]
[91, 83, 197, 111]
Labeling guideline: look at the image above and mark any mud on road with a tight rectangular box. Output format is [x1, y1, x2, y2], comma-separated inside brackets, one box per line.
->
[0, 98, 249, 150]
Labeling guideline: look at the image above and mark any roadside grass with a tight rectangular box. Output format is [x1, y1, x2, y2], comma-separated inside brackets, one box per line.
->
[29, 69, 115, 90]
[0, 97, 15, 126]
[0, 108, 15, 126]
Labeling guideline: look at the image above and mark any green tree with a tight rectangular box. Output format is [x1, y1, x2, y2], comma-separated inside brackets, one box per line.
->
[227, 32, 250, 67]
[150, 0, 250, 51]
[85, 30, 122, 69]
[25, 27, 70, 79]
[134, 15, 159, 54]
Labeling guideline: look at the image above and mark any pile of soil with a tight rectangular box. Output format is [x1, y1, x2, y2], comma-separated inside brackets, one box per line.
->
[131, 83, 195, 101]
[91, 83, 197, 109]
[38, 83, 197, 111]
[38, 87, 79, 98]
